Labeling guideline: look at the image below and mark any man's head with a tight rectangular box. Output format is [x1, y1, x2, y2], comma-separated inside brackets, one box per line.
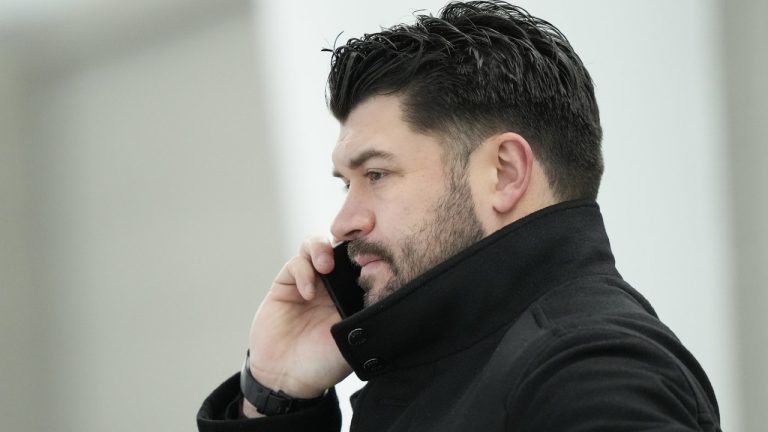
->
[328, 1, 603, 304]
[327, 1, 603, 201]
[332, 96, 486, 305]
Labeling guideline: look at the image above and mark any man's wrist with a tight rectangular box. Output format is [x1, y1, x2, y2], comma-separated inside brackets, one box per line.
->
[240, 350, 326, 416]
[241, 398, 266, 419]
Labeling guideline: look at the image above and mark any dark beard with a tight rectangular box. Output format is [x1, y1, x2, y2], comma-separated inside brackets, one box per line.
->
[348, 175, 485, 306]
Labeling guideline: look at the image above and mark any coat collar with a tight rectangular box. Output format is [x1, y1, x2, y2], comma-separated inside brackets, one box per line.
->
[330, 200, 620, 380]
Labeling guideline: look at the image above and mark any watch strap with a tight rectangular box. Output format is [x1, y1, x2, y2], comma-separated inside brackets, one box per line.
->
[240, 350, 324, 416]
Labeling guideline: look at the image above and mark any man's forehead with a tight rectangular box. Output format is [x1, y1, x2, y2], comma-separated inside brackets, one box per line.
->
[332, 95, 404, 151]
[330, 95, 446, 175]
[332, 118, 394, 169]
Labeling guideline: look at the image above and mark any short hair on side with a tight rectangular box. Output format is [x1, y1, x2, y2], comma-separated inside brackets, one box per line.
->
[325, 0, 604, 201]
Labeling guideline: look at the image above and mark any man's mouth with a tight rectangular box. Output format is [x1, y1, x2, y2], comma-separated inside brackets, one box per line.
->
[354, 255, 384, 268]
[354, 255, 390, 279]
[347, 241, 396, 280]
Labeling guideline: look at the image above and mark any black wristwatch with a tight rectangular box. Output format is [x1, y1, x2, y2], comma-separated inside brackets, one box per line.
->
[240, 350, 325, 416]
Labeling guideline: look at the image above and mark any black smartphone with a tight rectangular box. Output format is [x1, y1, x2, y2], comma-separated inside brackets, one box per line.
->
[319, 242, 365, 318]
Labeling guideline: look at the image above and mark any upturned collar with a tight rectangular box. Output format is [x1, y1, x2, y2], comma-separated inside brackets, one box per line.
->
[330, 200, 620, 380]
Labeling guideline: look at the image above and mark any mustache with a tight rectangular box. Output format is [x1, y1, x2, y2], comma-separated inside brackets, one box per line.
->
[346, 240, 396, 267]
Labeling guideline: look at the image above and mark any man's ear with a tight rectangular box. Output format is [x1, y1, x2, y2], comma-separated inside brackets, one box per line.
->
[492, 132, 533, 214]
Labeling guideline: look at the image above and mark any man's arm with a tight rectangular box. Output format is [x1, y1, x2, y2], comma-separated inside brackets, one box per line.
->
[197, 373, 341, 432]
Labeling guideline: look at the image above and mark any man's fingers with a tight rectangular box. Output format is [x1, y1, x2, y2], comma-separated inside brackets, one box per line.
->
[270, 237, 336, 302]
[299, 237, 335, 275]
[289, 257, 319, 300]
[272, 256, 318, 301]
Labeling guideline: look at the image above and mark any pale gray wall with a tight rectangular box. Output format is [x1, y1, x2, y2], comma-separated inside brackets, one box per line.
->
[722, 1, 768, 431]
[2, 2, 283, 431]
[0, 51, 43, 432]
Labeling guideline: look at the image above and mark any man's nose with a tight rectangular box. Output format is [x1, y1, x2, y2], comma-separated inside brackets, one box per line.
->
[330, 194, 374, 242]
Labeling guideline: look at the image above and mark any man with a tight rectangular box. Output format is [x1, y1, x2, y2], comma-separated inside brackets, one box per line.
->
[198, 1, 721, 431]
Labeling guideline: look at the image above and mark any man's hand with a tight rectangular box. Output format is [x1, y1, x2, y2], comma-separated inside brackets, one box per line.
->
[243, 237, 352, 417]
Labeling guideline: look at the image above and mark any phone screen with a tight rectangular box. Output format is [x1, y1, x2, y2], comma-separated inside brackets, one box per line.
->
[319, 242, 365, 318]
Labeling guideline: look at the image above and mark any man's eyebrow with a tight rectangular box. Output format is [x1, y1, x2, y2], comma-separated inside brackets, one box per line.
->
[332, 149, 395, 178]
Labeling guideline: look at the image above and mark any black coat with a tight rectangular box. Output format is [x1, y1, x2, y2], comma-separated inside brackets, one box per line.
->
[198, 201, 721, 431]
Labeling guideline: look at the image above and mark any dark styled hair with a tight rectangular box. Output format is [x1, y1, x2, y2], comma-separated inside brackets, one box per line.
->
[325, 1, 603, 200]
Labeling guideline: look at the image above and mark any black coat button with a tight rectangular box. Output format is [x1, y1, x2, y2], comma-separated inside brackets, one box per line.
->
[347, 328, 367, 345]
[363, 358, 383, 372]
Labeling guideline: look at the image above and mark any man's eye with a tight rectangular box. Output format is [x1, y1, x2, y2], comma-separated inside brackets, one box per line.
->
[365, 171, 385, 183]
[341, 171, 385, 192]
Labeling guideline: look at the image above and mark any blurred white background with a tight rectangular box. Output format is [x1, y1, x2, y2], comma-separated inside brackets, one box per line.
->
[1, 1, 765, 431]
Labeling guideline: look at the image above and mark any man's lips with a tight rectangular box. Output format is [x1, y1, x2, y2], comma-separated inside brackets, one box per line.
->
[354, 255, 384, 268]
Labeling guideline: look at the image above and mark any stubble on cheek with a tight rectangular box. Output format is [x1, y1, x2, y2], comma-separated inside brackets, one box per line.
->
[349, 173, 485, 307]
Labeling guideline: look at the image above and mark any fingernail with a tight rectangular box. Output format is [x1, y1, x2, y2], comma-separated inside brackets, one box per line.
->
[317, 253, 332, 269]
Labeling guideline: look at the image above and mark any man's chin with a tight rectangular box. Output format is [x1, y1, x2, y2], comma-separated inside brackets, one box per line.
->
[360, 274, 400, 307]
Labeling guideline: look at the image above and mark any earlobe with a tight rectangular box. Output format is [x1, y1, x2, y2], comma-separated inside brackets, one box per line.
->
[492, 133, 533, 214]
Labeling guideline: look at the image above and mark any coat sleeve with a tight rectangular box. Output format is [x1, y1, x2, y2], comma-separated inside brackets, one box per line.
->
[505, 329, 720, 431]
[197, 373, 342, 432]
